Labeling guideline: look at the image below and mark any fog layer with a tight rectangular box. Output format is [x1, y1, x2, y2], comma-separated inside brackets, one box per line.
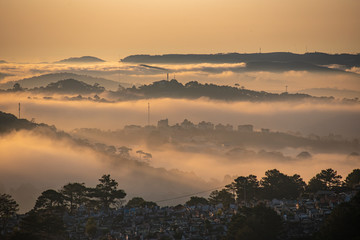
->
[1, 62, 359, 96]
[1, 95, 360, 138]
[0, 129, 215, 213]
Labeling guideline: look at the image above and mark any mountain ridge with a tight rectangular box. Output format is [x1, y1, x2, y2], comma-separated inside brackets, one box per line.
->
[121, 52, 360, 68]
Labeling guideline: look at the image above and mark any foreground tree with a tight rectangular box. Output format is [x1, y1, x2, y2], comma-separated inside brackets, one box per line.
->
[89, 174, 126, 211]
[126, 197, 158, 208]
[307, 168, 342, 192]
[315, 191, 360, 240]
[185, 196, 209, 206]
[307, 177, 327, 193]
[0, 194, 19, 235]
[316, 168, 342, 189]
[232, 175, 259, 202]
[34, 189, 65, 211]
[260, 169, 305, 199]
[344, 169, 360, 189]
[12, 209, 65, 240]
[226, 204, 282, 240]
[208, 189, 235, 208]
[61, 182, 87, 214]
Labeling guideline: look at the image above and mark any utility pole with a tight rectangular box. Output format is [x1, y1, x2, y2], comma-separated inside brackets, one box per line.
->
[18, 103, 20, 119]
[243, 179, 246, 206]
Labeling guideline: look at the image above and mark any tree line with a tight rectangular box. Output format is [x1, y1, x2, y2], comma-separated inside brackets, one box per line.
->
[186, 168, 360, 208]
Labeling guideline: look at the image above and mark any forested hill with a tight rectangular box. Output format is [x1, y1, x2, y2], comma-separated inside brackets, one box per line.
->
[111, 79, 328, 102]
[0, 72, 120, 90]
[121, 52, 360, 68]
[0, 111, 39, 133]
[31, 79, 105, 94]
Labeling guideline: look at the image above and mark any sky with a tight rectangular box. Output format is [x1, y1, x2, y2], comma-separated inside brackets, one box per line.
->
[1, 0, 360, 62]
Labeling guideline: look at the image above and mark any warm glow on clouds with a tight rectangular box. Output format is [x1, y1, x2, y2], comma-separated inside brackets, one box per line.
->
[1, 94, 360, 137]
[1, 61, 359, 95]
[0, 0, 359, 62]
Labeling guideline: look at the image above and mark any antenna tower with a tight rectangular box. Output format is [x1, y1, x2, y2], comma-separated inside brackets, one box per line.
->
[18, 103, 21, 119]
[147, 102, 150, 126]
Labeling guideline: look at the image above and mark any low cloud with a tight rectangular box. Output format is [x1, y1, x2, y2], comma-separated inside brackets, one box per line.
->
[1, 94, 360, 137]
[0, 129, 217, 213]
[1, 62, 359, 95]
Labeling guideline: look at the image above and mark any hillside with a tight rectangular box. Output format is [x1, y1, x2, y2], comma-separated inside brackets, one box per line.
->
[0, 72, 121, 90]
[0, 111, 39, 133]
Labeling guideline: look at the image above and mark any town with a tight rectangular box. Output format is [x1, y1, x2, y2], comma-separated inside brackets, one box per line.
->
[2, 168, 360, 240]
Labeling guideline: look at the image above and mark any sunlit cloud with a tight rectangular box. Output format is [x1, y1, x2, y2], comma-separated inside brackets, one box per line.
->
[1, 62, 359, 93]
[1, 93, 359, 137]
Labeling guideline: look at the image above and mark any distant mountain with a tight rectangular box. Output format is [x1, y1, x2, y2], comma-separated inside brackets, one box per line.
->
[244, 61, 346, 73]
[0, 72, 121, 90]
[55, 56, 105, 63]
[298, 88, 360, 99]
[121, 52, 360, 69]
[0, 60, 7, 64]
[32, 79, 105, 94]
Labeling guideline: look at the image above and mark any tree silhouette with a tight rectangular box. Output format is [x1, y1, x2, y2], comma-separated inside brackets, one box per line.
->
[186, 196, 209, 206]
[88, 174, 126, 211]
[226, 204, 282, 240]
[315, 191, 360, 240]
[209, 189, 235, 208]
[307, 168, 342, 192]
[126, 197, 158, 208]
[260, 169, 305, 199]
[14, 209, 65, 239]
[118, 146, 132, 157]
[34, 189, 65, 211]
[344, 169, 360, 189]
[61, 182, 87, 214]
[307, 177, 327, 193]
[233, 175, 259, 202]
[0, 193, 19, 235]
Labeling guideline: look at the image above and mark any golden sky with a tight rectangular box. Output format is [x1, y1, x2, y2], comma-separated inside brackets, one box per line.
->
[1, 0, 359, 62]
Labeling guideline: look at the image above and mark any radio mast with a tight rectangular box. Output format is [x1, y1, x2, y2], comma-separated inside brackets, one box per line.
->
[147, 102, 150, 126]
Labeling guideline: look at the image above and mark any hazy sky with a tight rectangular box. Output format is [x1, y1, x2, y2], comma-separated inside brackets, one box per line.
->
[1, 0, 359, 62]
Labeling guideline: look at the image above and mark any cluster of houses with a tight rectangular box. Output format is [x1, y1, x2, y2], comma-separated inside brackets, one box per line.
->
[63, 203, 232, 240]
[2, 189, 358, 239]
[62, 190, 355, 240]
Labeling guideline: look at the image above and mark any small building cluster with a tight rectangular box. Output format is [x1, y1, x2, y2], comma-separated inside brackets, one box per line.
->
[47, 190, 360, 239]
